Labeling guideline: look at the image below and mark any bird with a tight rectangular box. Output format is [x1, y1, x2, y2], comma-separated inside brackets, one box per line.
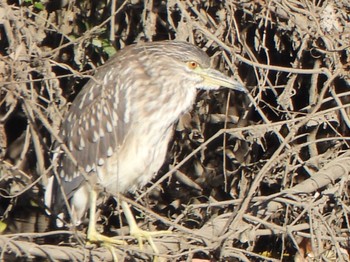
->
[44, 40, 245, 256]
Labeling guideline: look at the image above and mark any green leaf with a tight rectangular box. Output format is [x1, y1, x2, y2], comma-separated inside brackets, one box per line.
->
[30, 200, 39, 207]
[92, 38, 102, 48]
[0, 221, 7, 234]
[34, 2, 45, 10]
[103, 45, 116, 57]
[101, 39, 116, 57]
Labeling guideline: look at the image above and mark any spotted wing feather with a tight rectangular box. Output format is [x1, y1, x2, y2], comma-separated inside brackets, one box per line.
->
[50, 57, 132, 214]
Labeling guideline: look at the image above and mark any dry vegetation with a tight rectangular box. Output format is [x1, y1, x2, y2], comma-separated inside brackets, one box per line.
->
[1, 0, 350, 261]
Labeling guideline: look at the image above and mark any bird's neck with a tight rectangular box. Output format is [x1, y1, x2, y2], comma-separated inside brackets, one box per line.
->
[147, 87, 197, 127]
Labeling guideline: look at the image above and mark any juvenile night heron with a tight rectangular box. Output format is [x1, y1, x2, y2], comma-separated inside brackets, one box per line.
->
[45, 41, 245, 254]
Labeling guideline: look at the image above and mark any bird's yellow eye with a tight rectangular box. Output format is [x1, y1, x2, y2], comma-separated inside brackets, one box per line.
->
[187, 61, 199, 70]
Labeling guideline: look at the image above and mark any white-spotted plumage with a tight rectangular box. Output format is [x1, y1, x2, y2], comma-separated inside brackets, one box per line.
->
[45, 41, 244, 226]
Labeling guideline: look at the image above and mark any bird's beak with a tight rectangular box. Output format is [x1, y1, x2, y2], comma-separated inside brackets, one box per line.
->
[198, 68, 246, 93]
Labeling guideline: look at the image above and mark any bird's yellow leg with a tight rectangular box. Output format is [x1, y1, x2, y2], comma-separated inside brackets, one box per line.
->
[121, 200, 171, 259]
[87, 189, 126, 246]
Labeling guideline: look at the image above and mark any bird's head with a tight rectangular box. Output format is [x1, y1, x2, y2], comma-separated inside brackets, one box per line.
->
[182, 59, 245, 92]
[135, 41, 246, 93]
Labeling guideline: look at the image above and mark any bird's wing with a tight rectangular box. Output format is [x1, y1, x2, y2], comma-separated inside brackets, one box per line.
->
[49, 58, 133, 213]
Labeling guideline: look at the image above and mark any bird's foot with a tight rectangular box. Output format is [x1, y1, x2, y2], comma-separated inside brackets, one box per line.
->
[87, 229, 126, 262]
[122, 201, 171, 262]
[130, 225, 171, 253]
[87, 228, 127, 246]
[130, 224, 171, 262]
